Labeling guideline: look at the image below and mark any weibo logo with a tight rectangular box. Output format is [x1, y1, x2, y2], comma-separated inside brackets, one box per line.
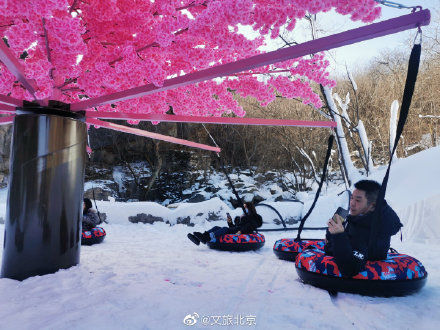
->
[183, 313, 199, 326]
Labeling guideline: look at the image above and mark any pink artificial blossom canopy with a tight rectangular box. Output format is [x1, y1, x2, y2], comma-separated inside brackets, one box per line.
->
[5, 1, 419, 151]
[0, 0, 383, 119]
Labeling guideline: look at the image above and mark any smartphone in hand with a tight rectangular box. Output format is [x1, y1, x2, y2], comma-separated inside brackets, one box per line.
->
[333, 207, 348, 222]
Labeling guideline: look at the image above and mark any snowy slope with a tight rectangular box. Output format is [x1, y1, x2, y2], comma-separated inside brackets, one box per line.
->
[370, 146, 440, 242]
[0, 146, 439, 329]
[0, 226, 438, 330]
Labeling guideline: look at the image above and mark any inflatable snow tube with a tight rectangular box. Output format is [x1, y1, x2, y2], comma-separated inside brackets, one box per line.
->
[82, 227, 106, 246]
[295, 249, 427, 296]
[207, 233, 265, 251]
[273, 239, 325, 261]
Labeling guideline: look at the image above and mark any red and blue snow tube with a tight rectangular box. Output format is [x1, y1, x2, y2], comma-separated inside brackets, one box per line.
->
[207, 233, 265, 251]
[82, 227, 106, 246]
[295, 249, 427, 296]
[273, 239, 325, 261]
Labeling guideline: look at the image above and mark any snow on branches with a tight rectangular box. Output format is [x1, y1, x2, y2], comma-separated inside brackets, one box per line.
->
[0, 0, 381, 116]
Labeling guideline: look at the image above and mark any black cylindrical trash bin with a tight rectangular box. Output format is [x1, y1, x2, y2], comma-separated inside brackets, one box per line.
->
[1, 111, 86, 280]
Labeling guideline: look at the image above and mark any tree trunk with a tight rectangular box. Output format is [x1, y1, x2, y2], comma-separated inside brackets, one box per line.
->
[144, 141, 163, 196]
[320, 85, 354, 187]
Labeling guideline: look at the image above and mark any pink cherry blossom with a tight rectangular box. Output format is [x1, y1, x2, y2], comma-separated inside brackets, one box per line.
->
[0, 0, 381, 116]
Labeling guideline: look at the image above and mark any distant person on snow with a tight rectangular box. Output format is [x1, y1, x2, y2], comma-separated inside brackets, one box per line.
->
[187, 202, 263, 246]
[324, 180, 403, 277]
[82, 198, 101, 231]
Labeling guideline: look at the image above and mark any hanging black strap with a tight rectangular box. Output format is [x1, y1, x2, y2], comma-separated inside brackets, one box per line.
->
[256, 202, 328, 232]
[202, 123, 248, 215]
[256, 203, 287, 228]
[218, 157, 248, 215]
[92, 186, 108, 224]
[368, 43, 421, 258]
[295, 135, 334, 241]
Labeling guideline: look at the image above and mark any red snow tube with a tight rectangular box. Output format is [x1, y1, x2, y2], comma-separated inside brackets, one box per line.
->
[207, 233, 265, 251]
[273, 239, 325, 261]
[82, 227, 106, 246]
[295, 249, 427, 296]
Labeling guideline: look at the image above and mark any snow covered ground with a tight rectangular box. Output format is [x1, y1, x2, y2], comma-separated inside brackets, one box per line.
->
[0, 146, 439, 329]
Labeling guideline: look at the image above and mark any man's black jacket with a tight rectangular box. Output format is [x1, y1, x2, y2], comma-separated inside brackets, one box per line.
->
[230, 213, 262, 234]
[324, 200, 403, 277]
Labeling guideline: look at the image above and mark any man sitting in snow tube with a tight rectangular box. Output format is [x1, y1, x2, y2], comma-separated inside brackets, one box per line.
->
[295, 180, 427, 296]
[82, 198, 106, 245]
[187, 202, 264, 251]
[83, 198, 101, 231]
[323, 180, 403, 277]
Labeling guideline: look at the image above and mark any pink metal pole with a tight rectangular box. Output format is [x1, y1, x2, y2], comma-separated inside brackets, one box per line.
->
[0, 42, 38, 99]
[0, 104, 16, 113]
[85, 111, 337, 128]
[0, 94, 22, 107]
[71, 9, 430, 111]
[87, 118, 221, 153]
[0, 116, 14, 125]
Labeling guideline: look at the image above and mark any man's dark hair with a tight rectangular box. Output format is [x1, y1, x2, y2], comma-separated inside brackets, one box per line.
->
[245, 202, 257, 215]
[83, 198, 93, 212]
[354, 180, 381, 205]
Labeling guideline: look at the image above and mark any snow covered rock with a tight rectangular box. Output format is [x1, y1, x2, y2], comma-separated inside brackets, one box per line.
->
[84, 185, 116, 201]
[128, 213, 165, 224]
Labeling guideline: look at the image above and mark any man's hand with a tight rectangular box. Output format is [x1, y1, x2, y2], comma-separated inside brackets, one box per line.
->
[236, 231, 242, 235]
[328, 214, 344, 234]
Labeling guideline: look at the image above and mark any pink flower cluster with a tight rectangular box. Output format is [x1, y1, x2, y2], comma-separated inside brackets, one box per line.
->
[0, 0, 381, 116]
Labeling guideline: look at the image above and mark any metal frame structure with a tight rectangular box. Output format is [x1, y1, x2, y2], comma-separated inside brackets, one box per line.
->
[72, 10, 430, 112]
[0, 9, 430, 151]
[0, 7, 431, 280]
